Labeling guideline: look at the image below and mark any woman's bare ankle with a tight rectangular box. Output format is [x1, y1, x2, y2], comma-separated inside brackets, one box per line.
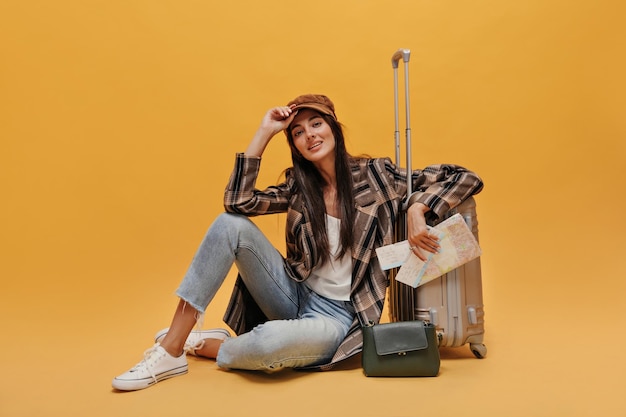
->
[159, 335, 185, 357]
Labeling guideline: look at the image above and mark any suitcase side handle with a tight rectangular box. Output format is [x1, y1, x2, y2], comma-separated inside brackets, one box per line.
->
[392, 48, 413, 204]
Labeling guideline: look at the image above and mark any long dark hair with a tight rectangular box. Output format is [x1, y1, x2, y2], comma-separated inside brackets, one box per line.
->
[286, 112, 355, 267]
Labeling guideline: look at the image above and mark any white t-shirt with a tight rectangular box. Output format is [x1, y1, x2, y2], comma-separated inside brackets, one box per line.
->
[305, 215, 352, 301]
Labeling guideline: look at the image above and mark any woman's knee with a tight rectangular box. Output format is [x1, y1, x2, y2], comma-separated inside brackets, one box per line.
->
[213, 212, 251, 229]
[209, 213, 257, 241]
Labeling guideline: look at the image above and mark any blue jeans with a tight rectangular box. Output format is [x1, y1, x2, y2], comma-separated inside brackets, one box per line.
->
[176, 213, 355, 371]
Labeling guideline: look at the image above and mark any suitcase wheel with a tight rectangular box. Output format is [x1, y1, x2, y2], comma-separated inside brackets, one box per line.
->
[470, 343, 487, 359]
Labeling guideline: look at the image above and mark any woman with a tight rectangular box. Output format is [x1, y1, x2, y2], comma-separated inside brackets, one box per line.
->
[112, 94, 484, 391]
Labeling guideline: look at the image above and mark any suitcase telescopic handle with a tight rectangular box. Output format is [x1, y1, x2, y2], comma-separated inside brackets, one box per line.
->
[391, 48, 413, 204]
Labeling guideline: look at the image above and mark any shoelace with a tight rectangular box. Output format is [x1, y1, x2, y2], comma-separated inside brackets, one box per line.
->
[184, 337, 205, 355]
[131, 343, 163, 383]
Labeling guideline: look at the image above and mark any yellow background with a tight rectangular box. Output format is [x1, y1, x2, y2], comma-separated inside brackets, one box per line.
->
[1, 0, 625, 416]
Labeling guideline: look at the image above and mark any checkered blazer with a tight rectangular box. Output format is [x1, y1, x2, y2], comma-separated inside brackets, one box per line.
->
[222, 153, 483, 369]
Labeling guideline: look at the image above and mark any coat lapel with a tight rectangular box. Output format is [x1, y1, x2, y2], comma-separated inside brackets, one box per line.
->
[350, 182, 379, 292]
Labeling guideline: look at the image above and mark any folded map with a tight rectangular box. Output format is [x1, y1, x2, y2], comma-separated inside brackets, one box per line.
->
[376, 213, 482, 288]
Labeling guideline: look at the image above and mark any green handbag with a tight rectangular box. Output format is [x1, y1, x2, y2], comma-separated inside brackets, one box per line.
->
[361, 320, 440, 377]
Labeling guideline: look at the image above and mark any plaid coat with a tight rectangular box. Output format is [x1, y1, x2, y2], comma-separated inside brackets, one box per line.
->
[222, 153, 483, 369]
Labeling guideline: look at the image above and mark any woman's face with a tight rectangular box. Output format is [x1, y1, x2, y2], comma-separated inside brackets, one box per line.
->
[289, 109, 336, 165]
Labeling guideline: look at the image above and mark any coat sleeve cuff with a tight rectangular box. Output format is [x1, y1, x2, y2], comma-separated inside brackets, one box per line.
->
[406, 192, 451, 220]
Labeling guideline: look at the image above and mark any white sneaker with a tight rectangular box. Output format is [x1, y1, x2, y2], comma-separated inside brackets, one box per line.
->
[154, 328, 231, 356]
[112, 344, 188, 391]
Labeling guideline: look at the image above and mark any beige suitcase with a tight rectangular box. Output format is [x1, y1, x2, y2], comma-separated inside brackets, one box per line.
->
[387, 48, 487, 358]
